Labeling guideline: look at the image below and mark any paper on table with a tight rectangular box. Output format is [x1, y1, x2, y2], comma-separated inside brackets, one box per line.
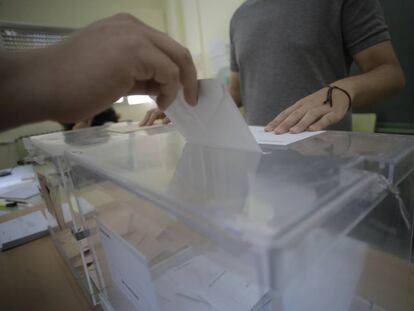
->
[0, 180, 39, 200]
[165, 79, 261, 152]
[0, 165, 36, 190]
[0, 210, 48, 250]
[249, 126, 325, 146]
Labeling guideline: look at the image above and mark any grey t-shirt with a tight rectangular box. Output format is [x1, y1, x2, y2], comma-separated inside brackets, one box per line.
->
[230, 0, 390, 129]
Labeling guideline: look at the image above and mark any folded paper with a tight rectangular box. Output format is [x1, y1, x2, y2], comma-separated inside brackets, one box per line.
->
[165, 80, 261, 152]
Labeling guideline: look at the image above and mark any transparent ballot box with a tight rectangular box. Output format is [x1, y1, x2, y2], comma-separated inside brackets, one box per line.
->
[23, 123, 174, 305]
[65, 130, 414, 311]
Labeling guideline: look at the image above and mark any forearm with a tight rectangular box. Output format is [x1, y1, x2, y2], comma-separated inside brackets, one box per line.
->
[332, 63, 405, 107]
[0, 50, 55, 130]
[265, 42, 405, 133]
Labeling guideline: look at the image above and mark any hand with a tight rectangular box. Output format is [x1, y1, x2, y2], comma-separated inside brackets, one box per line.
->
[140, 108, 170, 126]
[0, 13, 198, 129]
[265, 87, 352, 134]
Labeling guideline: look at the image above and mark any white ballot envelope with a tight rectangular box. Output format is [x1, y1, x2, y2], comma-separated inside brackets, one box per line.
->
[165, 79, 261, 153]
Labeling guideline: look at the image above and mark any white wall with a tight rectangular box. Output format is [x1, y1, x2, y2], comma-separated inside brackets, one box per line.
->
[115, 102, 156, 122]
[165, 0, 185, 44]
[0, 0, 166, 30]
[197, 0, 244, 78]
[177, 0, 244, 78]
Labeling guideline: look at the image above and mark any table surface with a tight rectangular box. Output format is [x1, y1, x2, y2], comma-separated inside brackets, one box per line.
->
[0, 166, 95, 311]
[0, 202, 413, 311]
[0, 235, 413, 311]
[0, 235, 98, 311]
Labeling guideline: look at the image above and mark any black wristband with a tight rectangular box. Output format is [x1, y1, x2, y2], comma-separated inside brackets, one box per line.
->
[323, 85, 352, 111]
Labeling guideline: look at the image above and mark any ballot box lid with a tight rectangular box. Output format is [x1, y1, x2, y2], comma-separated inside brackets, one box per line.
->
[64, 130, 407, 249]
[24, 122, 174, 158]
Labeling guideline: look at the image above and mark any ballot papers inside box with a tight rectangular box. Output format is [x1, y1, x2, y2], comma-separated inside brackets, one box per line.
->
[96, 218, 267, 311]
[86, 195, 267, 311]
[67, 140, 269, 311]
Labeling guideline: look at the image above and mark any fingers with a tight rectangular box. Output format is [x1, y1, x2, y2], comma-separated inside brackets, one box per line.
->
[265, 86, 350, 135]
[129, 79, 161, 95]
[115, 17, 198, 108]
[148, 32, 198, 106]
[136, 47, 180, 110]
[139, 109, 153, 126]
[162, 117, 171, 124]
[146, 111, 163, 126]
[265, 101, 304, 132]
[309, 112, 339, 131]
[139, 108, 165, 126]
[290, 105, 331, 133]
[272, 108, 308, 134]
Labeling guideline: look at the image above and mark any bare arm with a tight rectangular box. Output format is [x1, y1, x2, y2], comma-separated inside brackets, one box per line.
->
[228, 71, 242, 107]
[0, 13, 198, 132]
[332, 41, 405, 107]
[266, 41, 405, 133]
[0, 51, 52, 129]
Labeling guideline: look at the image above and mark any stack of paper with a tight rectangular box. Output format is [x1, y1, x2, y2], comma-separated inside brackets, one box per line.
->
[249, 126, 324, 146]
[0, 165, 39, 200]
[155, 255, 265, 311]
[0, 210, 48, 251]
[0, 181, 39, 200]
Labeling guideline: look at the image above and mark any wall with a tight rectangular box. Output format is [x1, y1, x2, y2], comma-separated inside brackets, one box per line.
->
[177, 0, 244, 78]
[197, 0, 244, 78]
[115, 102, 156, 122]
[165, 0, 185, 44]
[0, 0, 166, 30]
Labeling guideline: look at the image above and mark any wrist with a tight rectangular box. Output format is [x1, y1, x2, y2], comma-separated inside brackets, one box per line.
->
[324, 85, 353, 111]
[330, 80, 357, 105]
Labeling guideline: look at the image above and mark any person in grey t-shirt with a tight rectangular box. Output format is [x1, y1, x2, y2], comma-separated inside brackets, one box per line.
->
[229, 0, 405, 133]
